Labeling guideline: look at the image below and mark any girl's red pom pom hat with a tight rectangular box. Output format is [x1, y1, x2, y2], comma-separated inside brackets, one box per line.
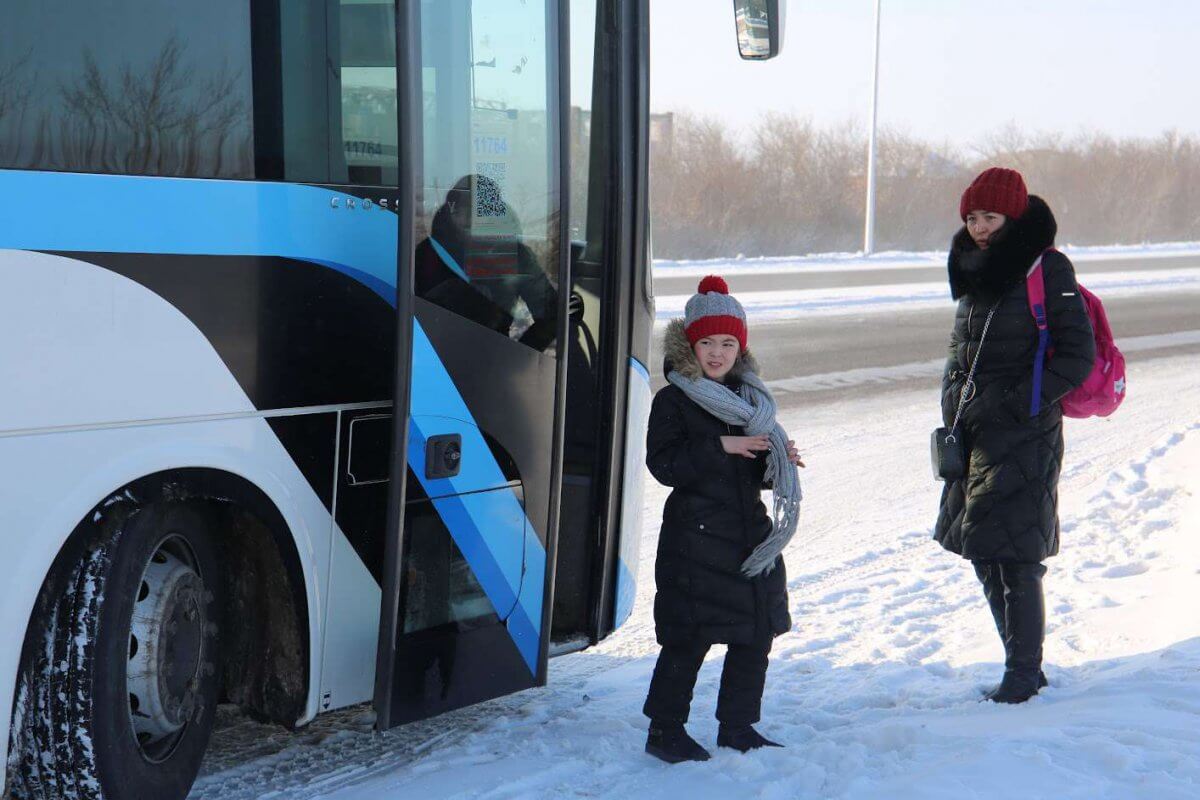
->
[684, 275, 748, 351]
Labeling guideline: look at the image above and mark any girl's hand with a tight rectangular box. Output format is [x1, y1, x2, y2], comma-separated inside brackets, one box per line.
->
[786, 440, 805, 468]
[721, 434, 771, 459]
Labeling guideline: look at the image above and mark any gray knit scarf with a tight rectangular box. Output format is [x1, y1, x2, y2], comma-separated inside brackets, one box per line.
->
[666, 368, 802, 577]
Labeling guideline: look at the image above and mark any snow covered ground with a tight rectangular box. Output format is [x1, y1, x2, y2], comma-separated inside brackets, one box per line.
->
[652, 242, 1200, 278]
[195, 351, 1200, 799]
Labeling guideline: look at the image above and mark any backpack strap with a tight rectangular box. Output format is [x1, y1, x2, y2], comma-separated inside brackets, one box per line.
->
[1024, 250, 1052, 416]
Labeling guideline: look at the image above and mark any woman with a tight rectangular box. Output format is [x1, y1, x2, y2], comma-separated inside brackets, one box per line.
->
[414, 174, 559, 351]
[642, 276, 803, 762]
[935, 168, 1095, 704]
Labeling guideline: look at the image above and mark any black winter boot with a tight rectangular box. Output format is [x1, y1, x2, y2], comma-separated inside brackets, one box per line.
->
[716, 724, 783, 753]
[983, 671, 1048, 700]
[988, 563, 1047, 705]
[646, 721, 711, 763]
[973, 562, 1008, 644]
[975, 562, 1048, 700]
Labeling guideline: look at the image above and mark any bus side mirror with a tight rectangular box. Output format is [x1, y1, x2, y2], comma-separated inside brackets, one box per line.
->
[733, 0, 785, 60]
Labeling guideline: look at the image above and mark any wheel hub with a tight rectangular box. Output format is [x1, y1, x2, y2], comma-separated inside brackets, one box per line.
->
[127, 539, 207, 758]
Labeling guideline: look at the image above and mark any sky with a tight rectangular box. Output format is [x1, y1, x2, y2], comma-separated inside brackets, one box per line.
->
[647, 0, 1200, 150]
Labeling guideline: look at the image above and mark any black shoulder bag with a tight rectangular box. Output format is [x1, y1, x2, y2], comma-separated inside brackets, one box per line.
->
[932, 302, 999, 481]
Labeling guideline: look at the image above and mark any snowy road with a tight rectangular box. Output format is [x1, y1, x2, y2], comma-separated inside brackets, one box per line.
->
[651, 255, 1200, 413]
[652, 246, 1200, 296]
[193, 349, 1200, 799]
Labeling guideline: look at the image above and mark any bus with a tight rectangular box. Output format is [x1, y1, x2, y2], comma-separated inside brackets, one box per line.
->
[0, 1, 781, 797]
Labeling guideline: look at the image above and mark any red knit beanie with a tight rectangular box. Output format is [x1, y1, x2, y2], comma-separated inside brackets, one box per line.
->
[959, 167, 1028, 221]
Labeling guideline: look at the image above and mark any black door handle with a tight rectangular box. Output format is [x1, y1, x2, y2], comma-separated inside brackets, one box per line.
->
[425, 434, 462, 479]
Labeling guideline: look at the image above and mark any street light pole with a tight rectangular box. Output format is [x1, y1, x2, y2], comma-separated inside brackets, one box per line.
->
[864, 0, 882, 255]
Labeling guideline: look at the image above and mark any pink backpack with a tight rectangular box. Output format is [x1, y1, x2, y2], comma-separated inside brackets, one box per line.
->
[1025, 250, 1126, 419]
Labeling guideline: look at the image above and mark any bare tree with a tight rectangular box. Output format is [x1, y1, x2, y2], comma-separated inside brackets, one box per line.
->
[648, 112, 1200, 260]
[14, 34, 252, 178]
[0, 52, 33, 163]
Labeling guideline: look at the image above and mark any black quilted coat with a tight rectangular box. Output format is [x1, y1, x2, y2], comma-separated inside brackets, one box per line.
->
[934, 196, 1096, 563]
[645, 320, 792, 646]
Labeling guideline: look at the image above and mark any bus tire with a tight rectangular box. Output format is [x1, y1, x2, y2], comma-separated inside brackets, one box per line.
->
[7, 501, 221, 800]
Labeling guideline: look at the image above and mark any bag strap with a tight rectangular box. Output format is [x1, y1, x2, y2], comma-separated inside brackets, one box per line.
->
[949, 300, 1000, 437]
[1024, 250, 1054, 416]
[430, 236, 471, 282]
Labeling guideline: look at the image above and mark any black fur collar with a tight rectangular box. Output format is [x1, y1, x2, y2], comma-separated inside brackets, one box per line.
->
[948, 194, 1058, 301]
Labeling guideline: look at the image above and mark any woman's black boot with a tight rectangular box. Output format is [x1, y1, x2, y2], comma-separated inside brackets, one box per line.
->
[716, 724, 783, 753]
[988, 563, 1047, 705]
[983, 670, 1048, 700]
[646, 721, 711, 763]
[983, 671, 1048, 701]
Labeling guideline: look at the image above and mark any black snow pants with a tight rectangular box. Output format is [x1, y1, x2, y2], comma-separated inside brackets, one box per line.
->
[642, 637, 772, 726]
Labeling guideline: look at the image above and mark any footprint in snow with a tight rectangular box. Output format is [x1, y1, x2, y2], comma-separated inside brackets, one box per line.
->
[1141, 520, 1171, 537]
[1101, 562, 1150, 579]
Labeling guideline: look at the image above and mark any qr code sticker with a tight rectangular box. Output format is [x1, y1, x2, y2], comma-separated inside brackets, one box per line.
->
[475, 161, 508, 218]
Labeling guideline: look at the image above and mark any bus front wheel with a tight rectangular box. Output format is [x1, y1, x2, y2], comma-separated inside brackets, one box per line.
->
[8, 501, 221, 800]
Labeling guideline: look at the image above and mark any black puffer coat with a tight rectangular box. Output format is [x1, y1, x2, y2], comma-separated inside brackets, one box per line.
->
[645, 320, 792, 646]
[935, 196, 1096, 563]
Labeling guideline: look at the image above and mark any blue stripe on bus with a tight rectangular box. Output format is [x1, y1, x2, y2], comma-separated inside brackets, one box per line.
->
[614, 559, 636, 630]
[408, 323, 542, 672]
[0, 170, 400, 291]
[629, 356, 650, 384]
[310, 259, 396, 305]
[0, 169, 543, 674]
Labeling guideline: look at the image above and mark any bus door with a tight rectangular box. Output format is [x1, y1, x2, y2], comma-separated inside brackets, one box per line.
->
[375, 0, 566, 727]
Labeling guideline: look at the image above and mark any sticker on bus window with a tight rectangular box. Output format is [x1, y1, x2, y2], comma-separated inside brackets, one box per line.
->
[470, 115, 514, 232]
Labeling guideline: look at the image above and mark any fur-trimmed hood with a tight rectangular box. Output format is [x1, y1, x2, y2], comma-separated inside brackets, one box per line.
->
[948, 194, 1058, 302]
[662, 318, 760, 382]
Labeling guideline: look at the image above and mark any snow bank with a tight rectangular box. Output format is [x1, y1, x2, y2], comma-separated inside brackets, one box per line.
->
[653, 242, 1200, 278]
[654, 267, 1200, 324]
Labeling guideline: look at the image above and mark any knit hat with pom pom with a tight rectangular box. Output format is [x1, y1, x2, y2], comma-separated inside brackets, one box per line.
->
[684, 275, 748, 350]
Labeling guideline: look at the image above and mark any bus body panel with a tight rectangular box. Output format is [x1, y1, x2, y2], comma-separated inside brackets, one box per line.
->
[321, 519, 383, 710]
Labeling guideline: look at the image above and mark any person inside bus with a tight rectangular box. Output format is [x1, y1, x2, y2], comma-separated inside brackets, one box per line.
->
[935, 168, 1095, 704]
[415, 173, 559, 352]
[642, 276, 804, 763]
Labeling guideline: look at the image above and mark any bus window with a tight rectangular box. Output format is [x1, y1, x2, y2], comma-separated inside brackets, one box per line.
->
[401, 509, 494, 634]
[252, 0, 399, 187]
[413, 0, 560, 353]
[337, 0, 399, 186]
[0, 1, 254, 179]
[263, 0, 333, 183]
[0, 0, 400, 187]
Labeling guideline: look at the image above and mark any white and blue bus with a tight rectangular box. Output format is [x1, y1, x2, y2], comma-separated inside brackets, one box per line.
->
[0, 1, 781, 797]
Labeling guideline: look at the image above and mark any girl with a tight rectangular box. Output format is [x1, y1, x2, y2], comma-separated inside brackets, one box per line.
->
[935, 168, 1095, 704]
[642, 276, 803, 763]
